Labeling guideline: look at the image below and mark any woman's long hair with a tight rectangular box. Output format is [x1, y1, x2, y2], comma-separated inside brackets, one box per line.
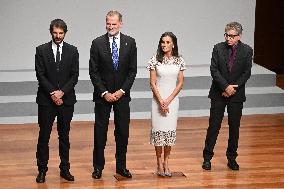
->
[156, 32, 179, 62]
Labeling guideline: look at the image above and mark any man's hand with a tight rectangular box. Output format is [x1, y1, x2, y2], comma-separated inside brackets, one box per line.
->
[50, 93, 63, 106]
[225, 85, 238, 96]
[222, 92, 230, 97]
[223, 85, 238, 97]
[54, 98, 63, 106]
[104, 92, 117, 102]
[113, 90, 124, 101]
[50, 90, 64, 99]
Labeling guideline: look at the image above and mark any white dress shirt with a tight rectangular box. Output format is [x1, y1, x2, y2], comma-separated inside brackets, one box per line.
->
[108, 32, 120, 56]
[52, 41, 63, 61]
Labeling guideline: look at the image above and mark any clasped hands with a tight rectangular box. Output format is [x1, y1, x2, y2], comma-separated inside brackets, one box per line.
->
[222, 85, 238, 97]
[103, 90, 124, 102]
[50, 90, 64, 106]
[159, 99, 170, 116]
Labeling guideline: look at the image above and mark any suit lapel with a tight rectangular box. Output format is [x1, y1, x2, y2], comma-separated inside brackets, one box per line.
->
[47, 41, 55, 63]
[103, 33, 116, 71]
[104, 33, 112, 55]
[61, 42, 67, 69]
[118, 33, 127, 71]
[221, 43, 230, 73]
[235, 42, 243, 63]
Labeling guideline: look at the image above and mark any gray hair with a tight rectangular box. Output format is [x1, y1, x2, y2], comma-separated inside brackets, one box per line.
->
[225, 22, 243, 35]
[106, 10, 122, 22]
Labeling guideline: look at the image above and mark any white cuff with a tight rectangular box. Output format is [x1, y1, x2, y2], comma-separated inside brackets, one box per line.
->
[101, 91, 108, 97]
[120, 89, 125, 94]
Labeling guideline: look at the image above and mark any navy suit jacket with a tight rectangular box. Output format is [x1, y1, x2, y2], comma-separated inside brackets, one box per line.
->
[208, 41, 253, 102]
[35, 41, 79, 106]
[89, 33, 137, 103]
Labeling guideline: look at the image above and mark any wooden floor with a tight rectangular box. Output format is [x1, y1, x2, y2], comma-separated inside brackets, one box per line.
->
[1, 114, 284, 189]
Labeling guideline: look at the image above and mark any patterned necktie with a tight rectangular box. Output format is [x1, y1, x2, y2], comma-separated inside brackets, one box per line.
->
[112, 37, 119, 70]
[228, 46, 237, 72]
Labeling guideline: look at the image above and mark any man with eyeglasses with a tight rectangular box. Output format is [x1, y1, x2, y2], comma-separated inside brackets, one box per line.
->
[202, 22, 253, 171]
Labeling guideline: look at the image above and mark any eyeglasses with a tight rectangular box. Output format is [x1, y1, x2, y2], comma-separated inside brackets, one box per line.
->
[224, 33, 239, 39]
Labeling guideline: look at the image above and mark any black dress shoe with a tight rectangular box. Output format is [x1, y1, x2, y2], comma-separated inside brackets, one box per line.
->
[116, 168, 132, 178]
[92, 168, 102, 179]
[36, 172, 46, 183]
[202, 160, 211, 170]
[60, 170, 75, 181]
[227, 160, 239, 170]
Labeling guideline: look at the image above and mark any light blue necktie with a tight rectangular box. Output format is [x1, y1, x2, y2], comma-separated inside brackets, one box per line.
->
[112, 37, 119, 70]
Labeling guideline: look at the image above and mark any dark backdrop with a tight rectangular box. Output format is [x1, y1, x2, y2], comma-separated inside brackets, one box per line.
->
[254, 0, 284, 74]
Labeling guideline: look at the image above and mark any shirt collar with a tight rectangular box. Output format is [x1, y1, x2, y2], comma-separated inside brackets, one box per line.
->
[108, 32, 120, 41]
[52, 41, 63, 48]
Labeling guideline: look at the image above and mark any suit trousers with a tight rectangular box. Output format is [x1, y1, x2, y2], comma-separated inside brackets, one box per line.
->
[93, 99, 130, 170]
[203, 100, 243, 161]
[36, 104, 74, 172]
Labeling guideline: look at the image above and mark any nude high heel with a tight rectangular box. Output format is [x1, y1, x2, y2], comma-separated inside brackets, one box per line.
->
[163, 163, 172, 177]
[156, 164, 165, 177]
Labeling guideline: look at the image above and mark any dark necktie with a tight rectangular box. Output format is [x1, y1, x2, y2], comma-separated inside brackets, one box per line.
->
[56, 44, 60, 89]
[228, 46, 237, 72]
[112, 37, 119, 70]
[56, 44, 60, 72]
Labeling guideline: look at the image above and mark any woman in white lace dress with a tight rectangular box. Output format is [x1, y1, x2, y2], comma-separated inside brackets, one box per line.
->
[147, 32, 186, 176]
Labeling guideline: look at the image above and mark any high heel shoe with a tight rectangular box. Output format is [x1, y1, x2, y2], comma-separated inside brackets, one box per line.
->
[163, 163, 172, 177]
[155, 168, 165, 177]
[164, 171, 172, 177]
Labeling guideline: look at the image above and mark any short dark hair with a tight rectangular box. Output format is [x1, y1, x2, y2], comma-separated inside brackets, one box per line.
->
[156, 32, 179, 62]
[49, 19, 68, 33]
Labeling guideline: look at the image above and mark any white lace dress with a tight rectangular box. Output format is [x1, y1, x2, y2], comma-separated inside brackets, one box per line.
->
[147, 55, 186, 146]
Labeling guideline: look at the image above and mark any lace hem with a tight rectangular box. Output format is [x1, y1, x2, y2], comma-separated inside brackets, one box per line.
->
[150, 130, 176, 146]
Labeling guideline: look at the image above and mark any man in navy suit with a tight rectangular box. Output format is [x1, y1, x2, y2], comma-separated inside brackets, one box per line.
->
[35, 19, 79, 183]
[89, 10, 137, 179]
[202, 22, 253, 171]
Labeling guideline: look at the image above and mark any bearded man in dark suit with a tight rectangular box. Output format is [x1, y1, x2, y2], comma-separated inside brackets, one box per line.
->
[35, 19, 79, 183]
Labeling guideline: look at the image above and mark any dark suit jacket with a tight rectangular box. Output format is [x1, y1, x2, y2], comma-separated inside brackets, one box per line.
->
[35, 41, 79, 106]
[89, 33, 137, 103]
[208, 41, 253, 102]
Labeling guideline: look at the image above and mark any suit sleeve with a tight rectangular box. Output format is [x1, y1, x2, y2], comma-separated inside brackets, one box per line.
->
[234, 47, 253, 88]
[35, 47, 56, 94]
[89, 41, 107, 94]
[210, 45, 229, 91]
[121, 39, 137, 92]
[61, 47, 79, 94]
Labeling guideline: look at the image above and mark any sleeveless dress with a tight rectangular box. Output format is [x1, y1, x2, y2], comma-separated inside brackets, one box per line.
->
[147, 55, 186, 146]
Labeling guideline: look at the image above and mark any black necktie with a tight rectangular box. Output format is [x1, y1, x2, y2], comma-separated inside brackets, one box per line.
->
[56, 44, 60, 72]
[56, 44, 60, 89]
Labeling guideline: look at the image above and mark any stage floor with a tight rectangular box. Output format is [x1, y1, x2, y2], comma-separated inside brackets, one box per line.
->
[1, 114, 284, 188]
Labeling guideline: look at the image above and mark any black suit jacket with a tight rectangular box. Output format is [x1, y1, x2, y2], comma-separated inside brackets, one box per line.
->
[89, 33, 137, 103]
[35, 41, 79, 106]
[208, 41, 253, 102]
